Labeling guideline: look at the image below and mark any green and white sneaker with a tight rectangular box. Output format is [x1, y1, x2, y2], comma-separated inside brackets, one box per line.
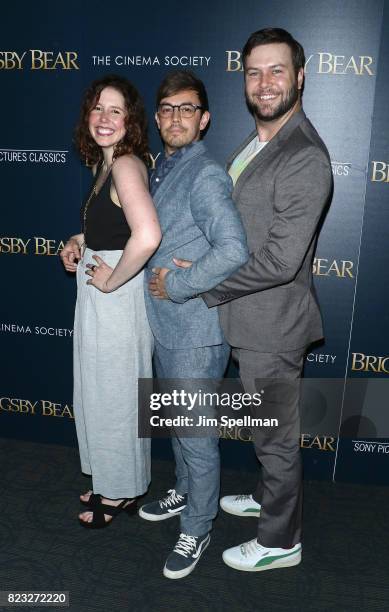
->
[220, 494, 261, 517]
[222, 538, 302, 572]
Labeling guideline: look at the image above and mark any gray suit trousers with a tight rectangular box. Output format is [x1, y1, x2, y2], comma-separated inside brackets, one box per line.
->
[233, 347, 305, 548]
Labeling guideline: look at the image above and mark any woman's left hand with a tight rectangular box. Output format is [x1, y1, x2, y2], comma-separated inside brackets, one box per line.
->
[85, 255, 113, 292]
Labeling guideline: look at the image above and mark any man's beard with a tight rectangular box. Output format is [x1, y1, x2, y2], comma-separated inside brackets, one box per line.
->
[246, 82, 299, 122]
[161, 126, 189, 150]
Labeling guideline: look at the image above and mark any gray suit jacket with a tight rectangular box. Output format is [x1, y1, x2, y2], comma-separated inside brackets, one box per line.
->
[203, 110, 333, 353]
[145, 141, 248, 349]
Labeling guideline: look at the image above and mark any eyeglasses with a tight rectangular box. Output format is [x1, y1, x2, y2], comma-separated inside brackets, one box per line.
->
[157, 103, 203, 118]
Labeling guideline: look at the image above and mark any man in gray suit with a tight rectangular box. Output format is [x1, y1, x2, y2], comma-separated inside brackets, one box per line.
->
[200, 28, 333, 571]
[138, 71, 248, 579]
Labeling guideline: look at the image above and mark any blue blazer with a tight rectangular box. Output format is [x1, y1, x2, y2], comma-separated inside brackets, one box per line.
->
[145, 141, 248, 349]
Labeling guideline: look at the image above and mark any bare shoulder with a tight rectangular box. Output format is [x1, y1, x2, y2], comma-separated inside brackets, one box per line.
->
[112, 154, 148, 183]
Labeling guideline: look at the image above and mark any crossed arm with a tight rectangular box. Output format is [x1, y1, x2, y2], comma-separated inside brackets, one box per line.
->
[149, 166, 248, 302]
[202, 148, 333, 306]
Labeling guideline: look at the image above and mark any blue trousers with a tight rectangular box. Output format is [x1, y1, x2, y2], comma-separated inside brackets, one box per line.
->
[153, 339, 230, 536]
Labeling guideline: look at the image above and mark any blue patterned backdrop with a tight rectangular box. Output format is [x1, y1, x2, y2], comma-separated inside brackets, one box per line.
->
[1, 0, 388, 483]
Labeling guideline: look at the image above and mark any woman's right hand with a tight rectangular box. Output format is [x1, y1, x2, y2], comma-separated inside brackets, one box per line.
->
[60, 233, 84, 272]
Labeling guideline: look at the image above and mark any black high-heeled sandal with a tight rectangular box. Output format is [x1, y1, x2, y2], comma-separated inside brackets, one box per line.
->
[79, 492, 100, 508]
[79, 498, 137, 529]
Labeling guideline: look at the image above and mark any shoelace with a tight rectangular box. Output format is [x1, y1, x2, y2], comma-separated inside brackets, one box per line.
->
[159, 489, 185, 509]
[173, 534, 198, 558]
[235, 494, 252, 502]
[240, 538, 265, 558]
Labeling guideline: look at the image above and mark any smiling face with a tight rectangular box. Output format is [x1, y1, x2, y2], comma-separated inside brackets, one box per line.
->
[244, 42, 303, 124]
[155, 89, 210, 155]
[88, 86, 127, 154]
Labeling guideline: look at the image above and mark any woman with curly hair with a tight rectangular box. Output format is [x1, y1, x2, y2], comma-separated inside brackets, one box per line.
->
[61, 75, 161, 528]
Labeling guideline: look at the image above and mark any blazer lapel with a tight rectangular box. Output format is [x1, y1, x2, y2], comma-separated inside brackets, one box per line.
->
[232, 110, 307, 199]
[152, 142, 206, 207]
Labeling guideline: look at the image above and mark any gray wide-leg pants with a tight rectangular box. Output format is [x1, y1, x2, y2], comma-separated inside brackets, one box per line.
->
[73, 248, 153, 499]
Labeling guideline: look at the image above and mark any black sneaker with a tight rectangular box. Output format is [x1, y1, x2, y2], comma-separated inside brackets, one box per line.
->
[138, 489, 187, 521]
[163, 532, 211, 579]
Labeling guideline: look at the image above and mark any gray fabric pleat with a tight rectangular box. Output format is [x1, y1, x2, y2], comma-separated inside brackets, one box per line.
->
[73, 248, 152, 499]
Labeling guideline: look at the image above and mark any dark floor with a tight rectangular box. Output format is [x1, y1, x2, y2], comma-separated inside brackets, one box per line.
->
[0, 437, 388, 612]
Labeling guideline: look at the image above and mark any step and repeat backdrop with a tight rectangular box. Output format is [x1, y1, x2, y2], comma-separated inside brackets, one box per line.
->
[1, 0, 388, 483]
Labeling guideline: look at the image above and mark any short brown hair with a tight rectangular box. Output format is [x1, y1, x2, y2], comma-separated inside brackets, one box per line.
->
[156, 70, 209, 113]
[242, 28, 305, 75]
[75, 75, 149, 166]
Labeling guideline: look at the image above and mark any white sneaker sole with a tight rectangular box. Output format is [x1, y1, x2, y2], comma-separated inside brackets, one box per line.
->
[138, 506, 185, 522]
[222, 550, 302, 572]
[163, 535, 211, 579]
[220, 499, 261, 518]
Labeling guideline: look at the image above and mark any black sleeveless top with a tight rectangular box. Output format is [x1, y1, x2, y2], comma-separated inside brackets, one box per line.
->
[82, 173, 131, 251]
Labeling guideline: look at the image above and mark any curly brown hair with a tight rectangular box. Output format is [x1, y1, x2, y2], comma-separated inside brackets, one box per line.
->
[74, 75, 149, 166]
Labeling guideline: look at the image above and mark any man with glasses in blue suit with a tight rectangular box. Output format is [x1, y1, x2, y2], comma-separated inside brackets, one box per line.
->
[139, 70, 248, 579]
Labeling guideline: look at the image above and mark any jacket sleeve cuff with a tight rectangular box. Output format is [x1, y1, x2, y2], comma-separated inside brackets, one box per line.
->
[164, 271, 191, 304]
